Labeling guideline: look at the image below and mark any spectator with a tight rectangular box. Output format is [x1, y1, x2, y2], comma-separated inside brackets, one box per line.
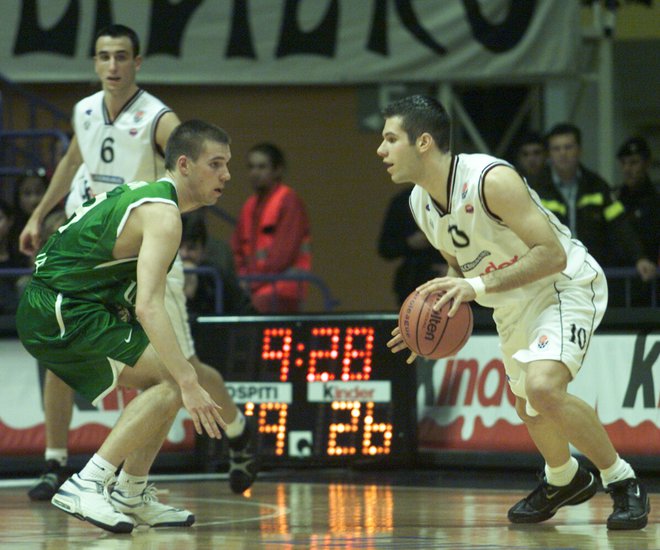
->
[180, 212, 256, 316]
[9, 168, 48, 258]
[378, 186, 447, 306]
[232, 143, 312, 313]
[614, 137, 659, 305]
[532, 123, 656, 303]
[514, 131, 547, 186]
[0, 199, 24, 314]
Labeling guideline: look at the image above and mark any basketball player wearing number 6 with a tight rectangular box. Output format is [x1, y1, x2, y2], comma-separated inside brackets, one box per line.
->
[19, 24, 258, 504]
[378, 95, 649, 530]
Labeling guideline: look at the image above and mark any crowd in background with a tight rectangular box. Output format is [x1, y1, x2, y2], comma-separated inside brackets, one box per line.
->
[379, 130, 659, 309]
[1, 128, 658, 315]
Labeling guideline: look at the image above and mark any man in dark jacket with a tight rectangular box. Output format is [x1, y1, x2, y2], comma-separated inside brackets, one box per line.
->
[531, 124, 656, 305]
[378, 186, 447, 306]
[614, 137, 659, 306]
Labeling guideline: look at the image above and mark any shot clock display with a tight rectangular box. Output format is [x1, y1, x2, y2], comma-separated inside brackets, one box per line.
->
[193, 314, 416, 465]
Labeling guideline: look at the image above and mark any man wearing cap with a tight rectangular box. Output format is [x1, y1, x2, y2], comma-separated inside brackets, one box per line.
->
[532, 123, 656, 306]
[615, 137, 659, 305]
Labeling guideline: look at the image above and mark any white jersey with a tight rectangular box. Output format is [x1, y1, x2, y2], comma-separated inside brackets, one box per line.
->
[66, 89, 170, 215]
[409, 153, 590, 309]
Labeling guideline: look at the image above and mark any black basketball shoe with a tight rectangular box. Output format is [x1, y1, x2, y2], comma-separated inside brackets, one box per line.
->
[606, 478, 650, 530]
[227, 418, 260, 494]
[27, 460, 70, 501]
[508, 466, 598, 523]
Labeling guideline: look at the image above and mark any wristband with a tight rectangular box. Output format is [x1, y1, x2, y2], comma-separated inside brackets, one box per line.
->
[465, 276, 486, 298]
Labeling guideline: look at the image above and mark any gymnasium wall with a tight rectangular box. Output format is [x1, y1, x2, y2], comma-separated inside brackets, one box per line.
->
[17, 83, 404, 313]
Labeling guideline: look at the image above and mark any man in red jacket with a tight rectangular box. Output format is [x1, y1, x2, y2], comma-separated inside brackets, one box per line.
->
[232, 143, 312, 313]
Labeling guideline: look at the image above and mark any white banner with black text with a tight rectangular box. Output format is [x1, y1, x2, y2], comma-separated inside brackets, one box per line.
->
[1, 0, 579, 84]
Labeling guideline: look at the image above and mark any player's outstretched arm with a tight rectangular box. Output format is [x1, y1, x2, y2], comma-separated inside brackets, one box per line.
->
[133, 204, 227, 438]
[19, 135, 83, 255]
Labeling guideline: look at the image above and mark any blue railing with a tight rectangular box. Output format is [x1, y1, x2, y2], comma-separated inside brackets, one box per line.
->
[0, 129, 70, 177]
[0, 73, 69, 131]
[0, 266, 340, 315]
[0, 73, 70, 178]
[238, 272, 341, 312]
[0, 266, 650, 317]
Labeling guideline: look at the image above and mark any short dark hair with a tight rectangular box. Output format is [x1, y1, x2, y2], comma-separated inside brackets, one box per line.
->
[165, 120, 231, 171]
[381, 95, 451, 152]
[181, 212, 208, 247]
[516, 131, 545, 150]
[249, 143, 286, 170]
[95, 24, 140, 57]
[546, 123, 582, 146]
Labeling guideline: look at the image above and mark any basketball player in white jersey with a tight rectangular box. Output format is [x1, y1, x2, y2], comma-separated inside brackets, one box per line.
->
[20, 25, 258, 501]
[378, 95, 649, 530]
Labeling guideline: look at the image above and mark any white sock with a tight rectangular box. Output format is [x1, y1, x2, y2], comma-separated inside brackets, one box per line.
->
[45, 448, 68, 467]
[115, 470, 148, 498]
[224, 410, 246, 439]
[545, 457, 579, 487]
[79, 453, 117, 484]
[600, 455, 635, 488]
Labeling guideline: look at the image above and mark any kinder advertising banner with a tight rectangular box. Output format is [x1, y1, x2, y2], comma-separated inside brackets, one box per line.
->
[418, 332, 660, 455]
[0, 339, 194, 455]
[1, 1, 579, 84]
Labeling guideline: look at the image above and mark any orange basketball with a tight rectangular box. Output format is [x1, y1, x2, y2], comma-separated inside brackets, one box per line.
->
[398, 290, 473, 359]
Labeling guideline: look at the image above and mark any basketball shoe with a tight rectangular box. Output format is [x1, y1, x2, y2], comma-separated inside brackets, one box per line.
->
[51, 474, 134, 533]
[508, 466, 598, 523]
[227, 417, 260, 494]
[111, 484, 195, 528]
[606, 478, 650, 530]
[28, 459, 70, 501]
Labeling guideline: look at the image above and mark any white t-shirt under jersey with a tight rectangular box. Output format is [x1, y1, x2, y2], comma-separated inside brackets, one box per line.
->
[408, 153, 589, 309]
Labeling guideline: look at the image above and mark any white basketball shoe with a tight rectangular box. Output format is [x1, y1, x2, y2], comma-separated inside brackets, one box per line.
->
[110, 484, 195, 528]
[51, 474, 135, 533]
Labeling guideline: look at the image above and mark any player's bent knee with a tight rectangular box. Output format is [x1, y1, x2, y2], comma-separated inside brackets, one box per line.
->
[158, 380, 183, 411]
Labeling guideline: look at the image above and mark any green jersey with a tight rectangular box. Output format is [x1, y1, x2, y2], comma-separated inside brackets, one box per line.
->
[33, 178, 179, 310]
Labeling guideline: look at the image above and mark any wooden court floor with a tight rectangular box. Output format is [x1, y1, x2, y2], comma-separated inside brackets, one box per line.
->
[0, 472, 657, 550]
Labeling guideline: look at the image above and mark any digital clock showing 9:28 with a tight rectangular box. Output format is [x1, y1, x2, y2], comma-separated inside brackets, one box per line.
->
[193, 315, 416, 464]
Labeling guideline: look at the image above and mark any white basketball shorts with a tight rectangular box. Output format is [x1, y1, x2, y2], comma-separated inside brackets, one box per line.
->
[165, 254, 196, 359]
[494, 255, 607, 416]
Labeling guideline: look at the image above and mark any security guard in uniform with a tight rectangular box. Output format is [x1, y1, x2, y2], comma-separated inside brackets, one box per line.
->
[531, 124, 656, 305]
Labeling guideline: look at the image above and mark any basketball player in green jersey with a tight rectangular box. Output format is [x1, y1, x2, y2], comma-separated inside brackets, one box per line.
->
[17, 120, 233, 533]
[20, 25, 257, 501]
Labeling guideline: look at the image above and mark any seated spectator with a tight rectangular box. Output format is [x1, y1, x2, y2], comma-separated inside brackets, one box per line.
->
[531, 123, 655, 305]
[232, 143, 312, 313]
[514, 131, 547, 186]
[0, 199, 26, 314]
[613, 137, 659, 306]
[180, 211, 256, 316]
[9, 168, 48, 258]
[378, 186, 447, 306]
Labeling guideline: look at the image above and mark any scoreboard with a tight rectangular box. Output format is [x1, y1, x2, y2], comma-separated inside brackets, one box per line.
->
[192, 314, 416, 465]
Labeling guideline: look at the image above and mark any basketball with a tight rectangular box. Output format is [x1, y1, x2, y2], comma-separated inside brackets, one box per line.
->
[398, 290, 473, 359]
